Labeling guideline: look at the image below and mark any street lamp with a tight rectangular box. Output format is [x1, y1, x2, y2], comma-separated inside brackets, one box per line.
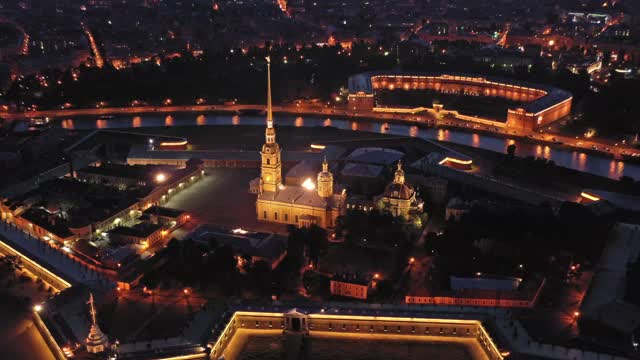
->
[33, 304, 43, 312]
[573, 311, 581, 322]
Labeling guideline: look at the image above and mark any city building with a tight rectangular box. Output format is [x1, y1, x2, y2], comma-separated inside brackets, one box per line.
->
[189, 225, 288, 269]
[75, 163, 171, 188]
[209, 306, 506, 360]
[255, 57, 346, 229]
[375, 161, 422, 219]
[330, 273, 370, 299]
[107, 222, 165, 247]
[348, 72, 573, 131]
[142, 205, 189, 228]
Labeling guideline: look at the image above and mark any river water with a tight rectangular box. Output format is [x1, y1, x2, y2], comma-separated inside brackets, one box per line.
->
[16, 113, 639, 180]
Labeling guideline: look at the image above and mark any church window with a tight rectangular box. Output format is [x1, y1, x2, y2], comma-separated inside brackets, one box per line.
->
[266, 158, 270, 165]
[263, 211, 267, 219]
[274, 212, 278, 220]
[284, 214, 288, 221]
[295, 215, 299, 223]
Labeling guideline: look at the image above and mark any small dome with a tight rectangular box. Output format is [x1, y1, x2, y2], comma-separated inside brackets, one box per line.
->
[384, 182, 414, 200]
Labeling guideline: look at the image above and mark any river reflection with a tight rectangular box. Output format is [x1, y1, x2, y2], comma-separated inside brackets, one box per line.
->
[15, 113, 638, 180]
[61, 119, 74, 130]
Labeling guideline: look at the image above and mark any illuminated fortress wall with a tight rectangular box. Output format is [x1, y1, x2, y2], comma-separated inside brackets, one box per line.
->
[347, 72, 572, 131]
[210, 311, 504, 360]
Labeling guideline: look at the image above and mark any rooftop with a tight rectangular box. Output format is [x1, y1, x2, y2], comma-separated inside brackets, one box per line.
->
[108, 222, 163, 238]
[20, 208, 74, 239]
[189, 225, 287, 260]
[345, 147, 405, 165]
[142, 205, 186, 219]
[77, 163, 168, 183]
[332, 273, 370, 286]
[341, 162, 384, 178]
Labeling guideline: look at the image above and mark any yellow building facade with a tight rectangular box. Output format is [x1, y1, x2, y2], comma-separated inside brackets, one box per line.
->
[255, 57, 345, 229]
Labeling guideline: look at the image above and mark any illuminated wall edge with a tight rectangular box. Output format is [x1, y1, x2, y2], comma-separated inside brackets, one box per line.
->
[209, 310, 505, 360]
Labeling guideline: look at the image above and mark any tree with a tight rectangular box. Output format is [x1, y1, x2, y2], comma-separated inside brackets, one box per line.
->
[507, 144, 516, 158]
[307, 224, 328, 267]
[249, 260, 274, 295]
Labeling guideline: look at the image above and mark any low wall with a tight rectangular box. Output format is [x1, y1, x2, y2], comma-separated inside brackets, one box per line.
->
[32, 312, 68, 360]
[495, 314, 629, 360]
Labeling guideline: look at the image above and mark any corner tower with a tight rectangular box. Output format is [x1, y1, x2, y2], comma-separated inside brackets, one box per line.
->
[317, 157, 334, 198]
[260, 56, 282, 193]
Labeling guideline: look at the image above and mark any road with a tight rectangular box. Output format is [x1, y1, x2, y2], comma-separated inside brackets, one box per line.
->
[2, 103, 639, 161]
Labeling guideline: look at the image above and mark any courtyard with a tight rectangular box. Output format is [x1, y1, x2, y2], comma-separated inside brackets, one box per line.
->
[165, 168, 288, 237]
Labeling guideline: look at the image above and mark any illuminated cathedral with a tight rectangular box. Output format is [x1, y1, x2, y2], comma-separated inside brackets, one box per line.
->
[255, 57, 346, 228]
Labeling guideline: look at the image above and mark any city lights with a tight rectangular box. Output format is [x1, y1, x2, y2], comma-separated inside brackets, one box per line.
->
[4, 3, 640, 359]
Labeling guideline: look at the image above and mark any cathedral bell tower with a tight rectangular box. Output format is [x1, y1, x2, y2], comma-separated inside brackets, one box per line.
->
[260, 56, 282, 193]
[317, 157, 334, 198]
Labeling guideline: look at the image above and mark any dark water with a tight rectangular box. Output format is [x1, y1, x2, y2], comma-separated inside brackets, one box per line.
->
[15, 113, 639, 180]
[238, 335, 473, 360]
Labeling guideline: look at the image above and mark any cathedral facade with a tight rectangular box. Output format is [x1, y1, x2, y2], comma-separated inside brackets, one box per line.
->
[255, 57, 346, 229]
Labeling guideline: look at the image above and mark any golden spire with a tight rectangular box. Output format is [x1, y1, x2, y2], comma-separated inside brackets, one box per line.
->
[85, 292, 109, 353]
[393, 160, 405, 185]
[266, 56, 273, 127]
[88, 293, 97, 325]
[322, 155, 328, 173]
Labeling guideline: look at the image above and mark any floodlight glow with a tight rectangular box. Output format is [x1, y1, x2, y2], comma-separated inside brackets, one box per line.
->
[302, 178, 316, 190]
